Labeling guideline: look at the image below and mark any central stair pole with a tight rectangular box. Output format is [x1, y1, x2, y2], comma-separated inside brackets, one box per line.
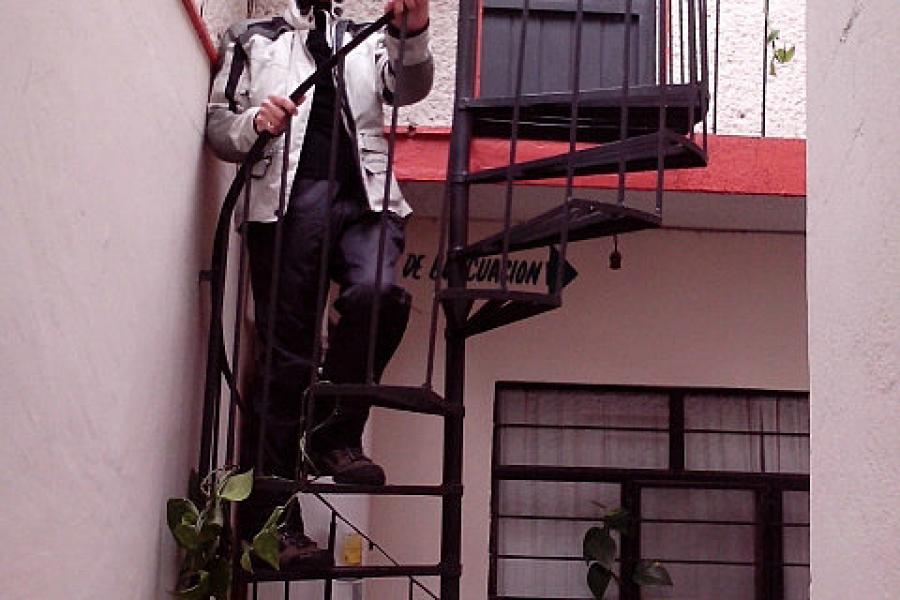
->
[441, 1, 479, 598]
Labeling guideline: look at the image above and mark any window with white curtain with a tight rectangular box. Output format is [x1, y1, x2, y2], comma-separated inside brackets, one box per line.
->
[489, 383, 810, 600]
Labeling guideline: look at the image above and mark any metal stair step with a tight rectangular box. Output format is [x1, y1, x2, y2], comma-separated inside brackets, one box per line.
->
[438, 290, 563, 337]
[464, 83, 706, 143]
[244, 563, 447, 583]
[459, 200, 661, 259]
[466, 129, 706, 184]
[255, 476, 461, 497]
[308, 383, 459, 416]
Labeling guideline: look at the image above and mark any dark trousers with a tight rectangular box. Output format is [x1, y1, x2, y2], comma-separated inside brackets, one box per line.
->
[245, 178, 411, 480]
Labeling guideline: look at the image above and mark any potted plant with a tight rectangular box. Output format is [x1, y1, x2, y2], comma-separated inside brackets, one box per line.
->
[166, 468, 284, 599]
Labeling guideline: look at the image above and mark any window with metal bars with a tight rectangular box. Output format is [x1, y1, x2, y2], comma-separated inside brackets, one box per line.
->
[489, 383, 810, 600]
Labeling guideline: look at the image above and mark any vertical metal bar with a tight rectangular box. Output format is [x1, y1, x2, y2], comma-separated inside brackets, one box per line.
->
[754, 489, 766, 600]
[499, 0, 532, 291]
[305, 26, 351, 466]
[769, 489, 785, 600]
[761, 0, 770, 137]
[367, 10, 410, 383]
[255, 119, 294, 473]
[324, 510, 337, 600]
[667, 0, 673, 80]
[669, 392, 685, 472]
[226, 187, 253, 467]
[620, 482, 641, 600]
[487, 387, 503, 597]
[200, 169, 242, 480]
[424, 166, 453, 389]
[698, 0, 709, 152]
[211, 358, 222, 473]
[252, 582, 259, 600]
[759, 487, 785, 599]
[408, 578, 415, 600]
[284, 581, 290, 600]
[678, 0, 684, 83]
[555, 0, 585, 300]
[687, 0, 698, 83]
[655, 0, 669, 216]
[616, 0, 634, 207]
[713, 0, 721, 134]
[686, 0, 698, 142]
[442, 0, 478, 596]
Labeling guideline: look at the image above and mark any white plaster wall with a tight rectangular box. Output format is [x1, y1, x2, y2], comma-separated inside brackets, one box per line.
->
[807, 1, 900, 599]
[201, 0, 805, 136]
[702, 0, 806, 138]
[0, 2, 229, 598]
[369, 220, 809, 598]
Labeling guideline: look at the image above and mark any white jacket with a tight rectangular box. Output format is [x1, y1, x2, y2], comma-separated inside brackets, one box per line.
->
[206, 4, 434, 223]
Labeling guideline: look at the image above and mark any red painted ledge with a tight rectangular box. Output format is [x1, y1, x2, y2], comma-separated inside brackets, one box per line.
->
[391, 128, 806, 197]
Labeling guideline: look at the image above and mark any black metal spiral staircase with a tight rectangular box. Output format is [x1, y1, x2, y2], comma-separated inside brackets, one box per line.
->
[196, 1, 708, 598]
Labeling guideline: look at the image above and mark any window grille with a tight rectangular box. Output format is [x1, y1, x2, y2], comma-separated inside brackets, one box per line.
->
[490, 383, 810, 600]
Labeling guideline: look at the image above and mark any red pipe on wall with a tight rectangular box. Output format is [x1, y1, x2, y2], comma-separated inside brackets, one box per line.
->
[179, 0, 219, 65]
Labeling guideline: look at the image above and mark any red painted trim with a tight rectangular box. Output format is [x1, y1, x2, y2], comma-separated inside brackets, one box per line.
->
[180, 0, 219, 65]
[391, 128, 806, 197]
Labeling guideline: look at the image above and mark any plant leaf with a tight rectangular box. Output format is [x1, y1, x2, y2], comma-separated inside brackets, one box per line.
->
[587, 563, 613, 599]
[240, 543, 255, 574]
[173, 522, 200, 550]
[767, 29, 780, 44]
[785, 46, 796, 62]
[220, 469, 254, 502]
[603, 508, 631, 534]
[633, 560, 673, 586]
[167, 498, 199, 532]
[583, 527, 616, 570]
[253, 530, 281, 570]
[175, 571, 211, 600]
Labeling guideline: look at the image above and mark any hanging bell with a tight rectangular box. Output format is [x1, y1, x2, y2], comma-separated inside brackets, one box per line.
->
[609, 235, 622, 270]
[609, 250, 622, 270]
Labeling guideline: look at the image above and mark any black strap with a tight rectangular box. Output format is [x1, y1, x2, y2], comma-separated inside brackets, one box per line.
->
[224, 18, 292, 113]
[224, 43, 247, 112]
[334, 20, 361, 157]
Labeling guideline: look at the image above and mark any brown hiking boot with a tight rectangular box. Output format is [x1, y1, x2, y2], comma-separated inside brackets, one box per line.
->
[275, 530, 333, 570]
[308, 447, 386, 486]
[248, 496, 333, 571]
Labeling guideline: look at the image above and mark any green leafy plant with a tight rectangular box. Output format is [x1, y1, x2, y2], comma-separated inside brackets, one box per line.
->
[767, 29, 797, 76]
[166, 468, 283, 600]
[582, 506, 673, 599]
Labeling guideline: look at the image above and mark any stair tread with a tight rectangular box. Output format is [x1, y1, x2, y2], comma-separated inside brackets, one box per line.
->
[467, 130, 706, 184]
[465, 84, 706, 143]
[255, 477, 459, 497]
[438, 288, 562, 306]
[308, 382, 458, 416]
[460, 200, 660, 258]
[245, 563, 446, 582]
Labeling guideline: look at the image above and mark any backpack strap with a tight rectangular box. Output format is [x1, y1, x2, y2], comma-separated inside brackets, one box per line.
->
[223, 17, 294, 112]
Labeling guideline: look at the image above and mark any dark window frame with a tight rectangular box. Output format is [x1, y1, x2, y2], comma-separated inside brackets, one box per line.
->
[488, 382, 810, 600]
